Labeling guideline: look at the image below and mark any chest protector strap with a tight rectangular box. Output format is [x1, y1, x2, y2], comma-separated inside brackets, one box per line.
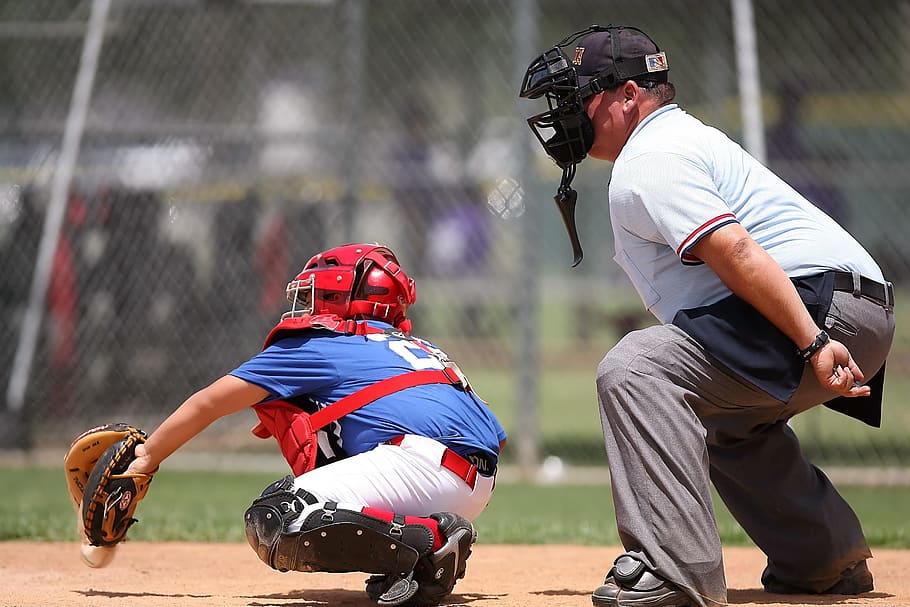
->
[252, 367, 462, 476]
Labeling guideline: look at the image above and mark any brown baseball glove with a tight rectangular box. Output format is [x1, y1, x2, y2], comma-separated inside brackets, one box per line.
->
[64, 423, 155, 546]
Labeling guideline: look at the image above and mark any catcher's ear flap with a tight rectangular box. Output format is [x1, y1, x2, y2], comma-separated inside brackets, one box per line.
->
[82, 438, 154, 547]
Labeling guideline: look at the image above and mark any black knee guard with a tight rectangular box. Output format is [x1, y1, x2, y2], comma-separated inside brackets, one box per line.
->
[244, 475, 315, 569]
[244, 475, 435, 575]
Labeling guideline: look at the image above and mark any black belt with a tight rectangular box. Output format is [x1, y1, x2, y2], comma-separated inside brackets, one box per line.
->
[831, 271, 894, 308]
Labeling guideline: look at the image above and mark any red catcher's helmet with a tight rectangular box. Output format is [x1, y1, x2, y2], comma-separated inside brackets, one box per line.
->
[284, 243, 416, 330]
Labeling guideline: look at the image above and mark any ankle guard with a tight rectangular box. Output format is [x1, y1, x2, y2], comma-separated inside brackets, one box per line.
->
[244, 475, 435, 575]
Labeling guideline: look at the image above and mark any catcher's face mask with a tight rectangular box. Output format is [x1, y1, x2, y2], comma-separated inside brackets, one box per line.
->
[519, 24, 669, 266]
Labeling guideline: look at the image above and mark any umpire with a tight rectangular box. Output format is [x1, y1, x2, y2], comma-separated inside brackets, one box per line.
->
[520, 25, 895, 607]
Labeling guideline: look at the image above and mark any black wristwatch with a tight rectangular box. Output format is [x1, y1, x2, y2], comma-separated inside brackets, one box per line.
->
[797, 330, 829, 361]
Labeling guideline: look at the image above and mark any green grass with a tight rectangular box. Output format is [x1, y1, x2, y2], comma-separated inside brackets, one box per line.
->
[4, 467, 910, 548]
[467, 364, 910, 466]
[478, 483, 910, 548]
[437, 283, 910, 468]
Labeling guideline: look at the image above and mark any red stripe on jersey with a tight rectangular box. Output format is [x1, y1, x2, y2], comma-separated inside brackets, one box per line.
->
[676, 213, 736, 258]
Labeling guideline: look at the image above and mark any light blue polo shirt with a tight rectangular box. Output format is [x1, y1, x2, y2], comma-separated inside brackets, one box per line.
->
[608, 104, 883, 324]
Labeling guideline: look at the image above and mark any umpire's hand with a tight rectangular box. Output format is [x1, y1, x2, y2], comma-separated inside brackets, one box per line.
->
[810, 338, 871, 398]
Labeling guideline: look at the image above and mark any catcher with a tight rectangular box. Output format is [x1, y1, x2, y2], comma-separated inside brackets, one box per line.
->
[65, 242, 507, 607]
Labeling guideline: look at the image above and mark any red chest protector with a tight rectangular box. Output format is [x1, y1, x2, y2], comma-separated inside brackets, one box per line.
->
[251, 315, 460, 476]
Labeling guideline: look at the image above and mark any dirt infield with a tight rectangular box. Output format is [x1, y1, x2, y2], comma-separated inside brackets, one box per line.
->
[2, 543, 909, 607]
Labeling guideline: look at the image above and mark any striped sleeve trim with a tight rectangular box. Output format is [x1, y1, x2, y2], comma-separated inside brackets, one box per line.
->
[676, 213, 737, 265]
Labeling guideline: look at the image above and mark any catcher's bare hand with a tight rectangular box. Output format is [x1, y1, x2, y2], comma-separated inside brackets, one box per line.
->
[124, 443, 157, 475]
[809, 338, 870, 398]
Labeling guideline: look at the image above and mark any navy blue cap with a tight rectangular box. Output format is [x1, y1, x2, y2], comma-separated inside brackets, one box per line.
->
[572, 26, 669, 89]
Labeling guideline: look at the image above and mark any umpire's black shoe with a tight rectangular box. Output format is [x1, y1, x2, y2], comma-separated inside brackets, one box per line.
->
[762, 559, 874, 595]
[591, 555, 693, 607]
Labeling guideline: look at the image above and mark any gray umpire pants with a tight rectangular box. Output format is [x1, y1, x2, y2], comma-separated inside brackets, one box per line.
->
[595, 291, 894, 607]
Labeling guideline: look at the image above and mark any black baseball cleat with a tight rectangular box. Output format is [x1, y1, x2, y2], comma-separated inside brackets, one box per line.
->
[366, 574, 405, 603]
[762, 559, 873, 595]
[411, 512, 477, 605]
[365, 513, 476, 607]
[591, 555, 693, 607]
[366, 572, 420, 607]
[365, 574, 390, 601]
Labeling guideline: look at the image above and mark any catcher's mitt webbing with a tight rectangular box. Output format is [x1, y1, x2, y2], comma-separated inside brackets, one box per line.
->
[63, 423, 154, 546]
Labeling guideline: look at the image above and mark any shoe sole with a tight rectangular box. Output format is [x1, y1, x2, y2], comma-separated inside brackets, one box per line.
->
[592, 589, 692, 607]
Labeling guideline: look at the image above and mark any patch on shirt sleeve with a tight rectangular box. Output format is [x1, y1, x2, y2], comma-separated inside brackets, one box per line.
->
[676, 213, 737, 265]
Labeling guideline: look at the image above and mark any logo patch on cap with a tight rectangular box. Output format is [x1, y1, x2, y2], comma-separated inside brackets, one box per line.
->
[572, 47, 585, 65]
[645, 52, 668, 72]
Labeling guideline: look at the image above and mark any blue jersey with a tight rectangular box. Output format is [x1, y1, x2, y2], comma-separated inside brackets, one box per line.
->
[230, 321, 506, 463]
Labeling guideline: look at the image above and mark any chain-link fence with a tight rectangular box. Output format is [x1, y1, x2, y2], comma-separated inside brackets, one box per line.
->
[1, 1, 908, 475]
